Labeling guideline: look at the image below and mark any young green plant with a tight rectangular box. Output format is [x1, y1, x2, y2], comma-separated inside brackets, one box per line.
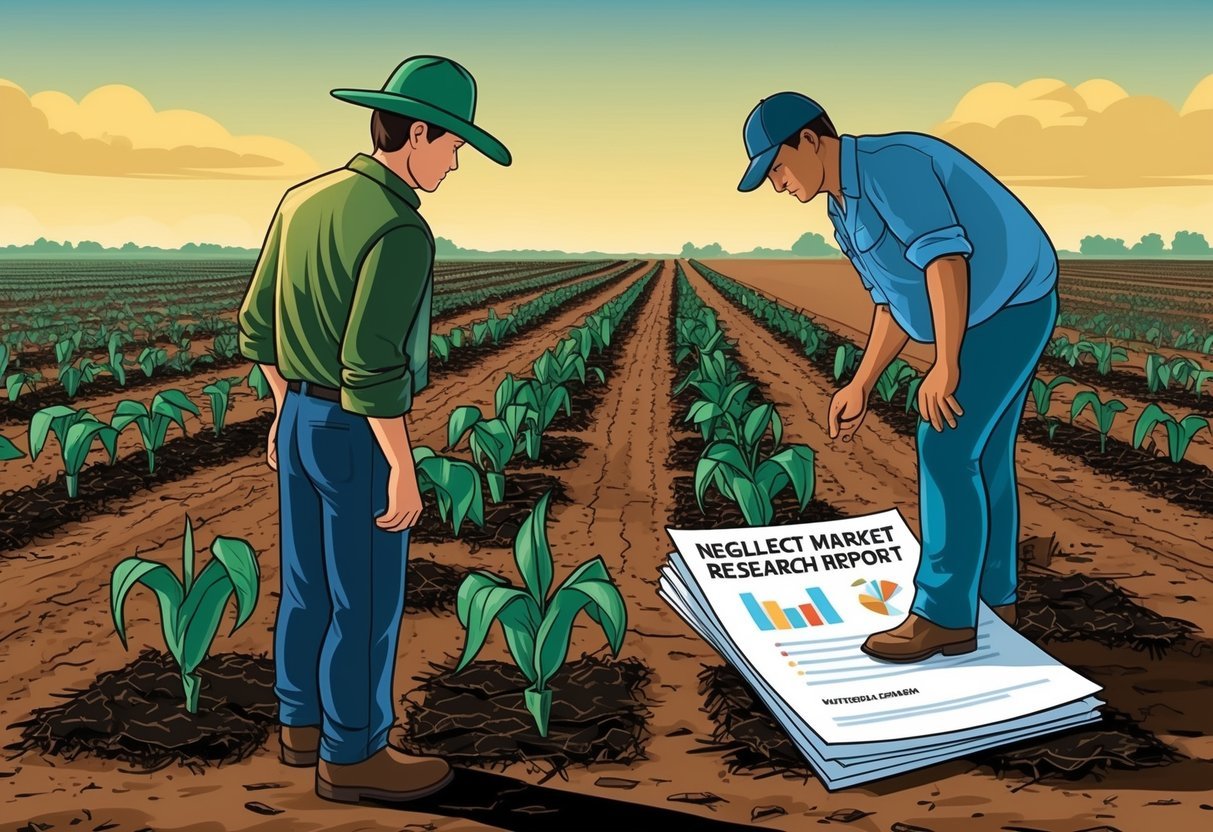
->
[1070, 390, 1128, 453]
[453, 489, 626, 736]
[201, 376, 244, 435]
[29, 405, 119, 498]
[111, 389, 200, 473]
[412, 445, 486, 536]
[1132, 403, 1210, 464]
[110, 515, 259, 713]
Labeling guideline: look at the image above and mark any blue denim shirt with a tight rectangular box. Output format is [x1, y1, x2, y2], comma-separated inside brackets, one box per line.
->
[827, 132, 1057, 343]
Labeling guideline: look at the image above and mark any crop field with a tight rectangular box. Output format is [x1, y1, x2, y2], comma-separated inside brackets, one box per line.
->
[1, 257, 1211, 831]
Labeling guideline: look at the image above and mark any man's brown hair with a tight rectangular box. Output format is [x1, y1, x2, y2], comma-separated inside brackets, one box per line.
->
[781, 113, 839, 148]
[371, 109, 448, 152]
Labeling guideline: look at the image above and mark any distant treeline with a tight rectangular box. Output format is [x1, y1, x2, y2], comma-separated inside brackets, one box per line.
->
[1078, 231, 1212, 257]
[1, 239, 258, 257]
[3, 229, 1211, 259]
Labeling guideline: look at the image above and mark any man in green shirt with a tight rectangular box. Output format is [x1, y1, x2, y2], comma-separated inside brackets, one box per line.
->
[237, 55, 510, 805]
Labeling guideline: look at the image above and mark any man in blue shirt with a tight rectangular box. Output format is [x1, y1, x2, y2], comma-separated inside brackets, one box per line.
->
[737, 92, 1059, 662]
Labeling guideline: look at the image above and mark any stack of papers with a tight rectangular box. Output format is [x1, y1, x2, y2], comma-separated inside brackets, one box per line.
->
[659, 508, 1104, 789]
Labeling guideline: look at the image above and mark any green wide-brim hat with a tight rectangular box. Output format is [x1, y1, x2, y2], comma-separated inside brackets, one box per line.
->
[331, 55, 511, 166]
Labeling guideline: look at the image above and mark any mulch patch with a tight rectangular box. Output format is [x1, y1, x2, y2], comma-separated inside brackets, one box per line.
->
[6, 649, 276, 771]
[1017, 570, 1199, 655]
[411, 471, 572, 552]
[0, 354, 251, 424]
[406, 556, 464, 615]
[397, 654, 652, 780]
[0, 412, 273, 555]
[694, 663, 1179, 785]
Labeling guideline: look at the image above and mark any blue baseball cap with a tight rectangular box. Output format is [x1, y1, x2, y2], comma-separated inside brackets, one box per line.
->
[738, 91, 825, 192]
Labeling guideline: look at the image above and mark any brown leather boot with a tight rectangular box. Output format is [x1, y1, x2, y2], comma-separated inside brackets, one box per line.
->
[861, 614, 977, 663]
[316, 746, 453, 804]
[279, 725, 320, 767]
[991, 603, 1017, 626]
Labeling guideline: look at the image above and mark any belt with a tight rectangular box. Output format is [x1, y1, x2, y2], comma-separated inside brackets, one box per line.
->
[287, 379, 341, 402]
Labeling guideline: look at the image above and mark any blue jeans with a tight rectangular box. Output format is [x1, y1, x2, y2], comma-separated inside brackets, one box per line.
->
[273, 382, 409, 764]
[909, 288, 1058, 630]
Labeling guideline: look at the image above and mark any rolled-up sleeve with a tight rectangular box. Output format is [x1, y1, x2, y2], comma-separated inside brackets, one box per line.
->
[866, 146, 973, 271]
[237, 208, 282, 364]
[340, 225, 433, 417]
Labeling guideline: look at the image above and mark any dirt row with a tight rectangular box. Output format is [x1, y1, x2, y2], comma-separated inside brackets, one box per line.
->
[0, 263, 678, 830]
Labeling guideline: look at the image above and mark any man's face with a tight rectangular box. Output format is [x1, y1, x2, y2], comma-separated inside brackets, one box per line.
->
[408, 129, 464, 192]
[767, 131, 825, 204]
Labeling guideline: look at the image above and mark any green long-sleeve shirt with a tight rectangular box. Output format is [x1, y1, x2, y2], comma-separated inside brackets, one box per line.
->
[237, 153, 434, 417]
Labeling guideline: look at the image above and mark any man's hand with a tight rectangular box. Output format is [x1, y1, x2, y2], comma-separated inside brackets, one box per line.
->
[829, 381, 871, 442]
[267, 414, 280, 471]
[917, 362, 964, 431]
[378, 459, 423, 532]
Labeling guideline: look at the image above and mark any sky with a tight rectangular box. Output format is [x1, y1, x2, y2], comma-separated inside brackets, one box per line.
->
[1, 0, 1212, 252]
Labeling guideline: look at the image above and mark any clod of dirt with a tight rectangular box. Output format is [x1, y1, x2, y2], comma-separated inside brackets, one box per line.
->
[752, 804, 787, 821]
[594, 776, 639, 789]
[242, 782, 286, 791]
[667, 792, 727, 806]
[7, 649, 276, 770]
[397, 655, 652, 779]
[825, 808, 873, 823]
[891, 823, 936, 832]
[1017, 571, 1198, 655]
[244, 801, 283, 815]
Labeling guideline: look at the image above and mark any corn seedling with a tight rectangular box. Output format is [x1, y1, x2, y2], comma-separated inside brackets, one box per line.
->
[103, 331, 128, 387]
[495, 374, 571, 460]
[245, 364, 270, 399]
[454, 490, 626, 736]
[57, 357, 103, 398]
[533, 338, 603, 388]
[111, 515, 259, 714]
[413, 446, 486, 535]
[1132, 403, 1210, 464]
[873, 359, 919, 404]
[694, 402, 817, 526]
[686, 377, 758, 443]
[471, 307, 516, 346]
[6, 371, 41, 401]
[202, 377, 243, 435]
[0, 344, 8, 379]
[1030, 375, 1075, 418]
[1070, 391, 1127, 453]
[1077, 340, 1129, 376]
[0, 434, 25, 461]
[833, 343, 861, 381]
[111, 389, 200, 473]
[1048, 336, 1083, 367]
[29, 405, 119, 498]
[208, 332, 239, 361]
[447, 403, 531, 502]
[138, 346, 169, 378]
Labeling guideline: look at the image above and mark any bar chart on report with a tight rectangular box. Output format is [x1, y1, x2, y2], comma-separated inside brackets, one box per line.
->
[740, 588, 844, 631]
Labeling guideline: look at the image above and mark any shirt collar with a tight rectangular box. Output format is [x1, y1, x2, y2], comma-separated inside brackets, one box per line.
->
[839, 134, 861, 199]
[346, 153, 421, 209]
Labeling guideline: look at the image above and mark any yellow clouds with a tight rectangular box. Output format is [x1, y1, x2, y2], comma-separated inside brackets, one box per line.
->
[0, 79, 317, 179]
[934, 75, 1213, 187]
